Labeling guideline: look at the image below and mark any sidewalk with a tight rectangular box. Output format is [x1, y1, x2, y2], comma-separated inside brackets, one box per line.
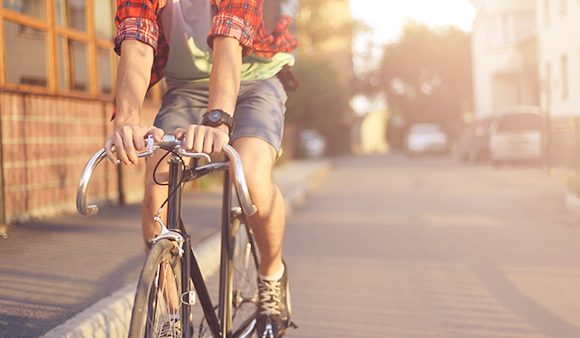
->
[0, 159, 331, 338]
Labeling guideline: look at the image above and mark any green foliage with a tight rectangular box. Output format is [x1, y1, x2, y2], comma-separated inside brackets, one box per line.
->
[286, 57, 350, 126]
[286, 55, 354, 155]
[285, 0, 358, 155]
[374, 22, 472, 138]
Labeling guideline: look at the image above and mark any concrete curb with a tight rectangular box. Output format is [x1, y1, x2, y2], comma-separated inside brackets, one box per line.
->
[40, 160, 331, 338]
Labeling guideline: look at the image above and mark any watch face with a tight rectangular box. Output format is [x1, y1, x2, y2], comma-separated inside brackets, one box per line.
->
[209, 110, 223, 123]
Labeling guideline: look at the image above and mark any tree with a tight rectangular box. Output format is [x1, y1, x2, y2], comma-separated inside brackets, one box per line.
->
[374, 22, 472, 140]
[285, 0, 357, 155]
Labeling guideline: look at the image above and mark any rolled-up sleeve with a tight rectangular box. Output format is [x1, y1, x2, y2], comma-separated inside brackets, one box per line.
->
[208, 0, 262, 56]
[114, 0, 162, 55]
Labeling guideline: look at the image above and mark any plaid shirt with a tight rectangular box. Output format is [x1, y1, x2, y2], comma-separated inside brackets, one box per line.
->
[114, 0, 298, 89]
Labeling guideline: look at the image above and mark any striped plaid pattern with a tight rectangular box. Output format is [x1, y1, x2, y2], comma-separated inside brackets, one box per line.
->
[114, 17, 159, 53]
[208, 12, 255, 54]
[114, 0, 297, 89]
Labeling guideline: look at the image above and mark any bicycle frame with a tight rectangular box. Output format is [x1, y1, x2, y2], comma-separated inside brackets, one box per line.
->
[77, 136, 259, 338]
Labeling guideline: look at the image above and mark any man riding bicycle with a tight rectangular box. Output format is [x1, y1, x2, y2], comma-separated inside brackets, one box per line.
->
[104, 1, 298, 337]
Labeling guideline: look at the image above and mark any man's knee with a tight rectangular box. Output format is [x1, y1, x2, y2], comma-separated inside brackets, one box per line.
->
[233, 138, 277, 201]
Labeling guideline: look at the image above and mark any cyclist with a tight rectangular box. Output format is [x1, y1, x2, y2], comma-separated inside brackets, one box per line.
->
[104, 0, 298, 337]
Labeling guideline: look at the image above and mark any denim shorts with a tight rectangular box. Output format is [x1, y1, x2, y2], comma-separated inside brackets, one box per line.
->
[154, 77, 287, 153]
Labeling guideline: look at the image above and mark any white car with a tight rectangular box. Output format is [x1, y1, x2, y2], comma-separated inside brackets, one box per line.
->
[298, 129, 326, 158]
[489, 106, 543, 164]
[405, 123, 449, 155]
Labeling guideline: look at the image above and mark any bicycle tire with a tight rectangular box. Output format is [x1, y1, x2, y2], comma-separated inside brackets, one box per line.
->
[230, 218, 260, 337]
[197, 218, 259, 338]
[129, 239, 187, 338]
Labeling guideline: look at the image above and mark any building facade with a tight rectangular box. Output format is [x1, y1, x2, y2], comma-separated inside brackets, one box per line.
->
[537, 0, 580, 165]
[0, 0, 164, 234]
[471, 0, 539, 117]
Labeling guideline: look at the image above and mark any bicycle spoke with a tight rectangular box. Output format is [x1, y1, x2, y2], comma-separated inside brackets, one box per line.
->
[230, 221, 259, 337]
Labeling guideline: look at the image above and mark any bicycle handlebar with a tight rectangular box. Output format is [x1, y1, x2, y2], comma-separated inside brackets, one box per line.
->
[76, 135, 257, 217]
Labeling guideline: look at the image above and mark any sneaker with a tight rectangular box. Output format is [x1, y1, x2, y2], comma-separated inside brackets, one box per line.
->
[256, 264, 297, 338]
[158, 318, 182, 338]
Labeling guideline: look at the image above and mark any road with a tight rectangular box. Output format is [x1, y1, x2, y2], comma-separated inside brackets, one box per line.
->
[284, 154, 580, 338]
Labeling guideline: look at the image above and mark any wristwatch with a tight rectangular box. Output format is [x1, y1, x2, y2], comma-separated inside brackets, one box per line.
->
[201, 109, 235, 135]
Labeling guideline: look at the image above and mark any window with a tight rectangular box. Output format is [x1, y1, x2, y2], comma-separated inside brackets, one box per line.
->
[56, 37, 89, 92]
[487, 12, 535, 48]
[0, 0, 118, 97]
[94, 0, 113, 39]
[545, 0, 551, 27]
[495, 113, 541, 132]
[4, 20, 48, 87]
[97, 48, 112, 94]
[562, 54, 568, 100]
[3, 0, 46, 19]
[487, 14, 513, 48]
[68, 39, 89, 91]
[55, 0, 87, 31]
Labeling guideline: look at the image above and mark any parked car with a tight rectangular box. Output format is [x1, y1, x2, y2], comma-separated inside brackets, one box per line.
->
[457, 116, 494, 162]
[405, 123, 449, 155]
[298, 129, 326, 158]
[489, 106, 543, 165]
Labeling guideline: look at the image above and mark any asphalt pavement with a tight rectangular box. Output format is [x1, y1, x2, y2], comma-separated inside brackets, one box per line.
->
[284, 154, 580, 338]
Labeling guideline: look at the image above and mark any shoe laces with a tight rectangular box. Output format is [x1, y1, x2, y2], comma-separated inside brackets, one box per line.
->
[158, 319, 181, 338]
[258, 279, 282, 316]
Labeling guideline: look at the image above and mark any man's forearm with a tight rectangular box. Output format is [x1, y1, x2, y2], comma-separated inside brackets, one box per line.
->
[208, 37, 243, 115]
[114, 40, 155, 124]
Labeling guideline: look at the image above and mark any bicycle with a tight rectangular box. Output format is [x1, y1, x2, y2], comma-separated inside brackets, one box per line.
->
[77, 134, 260, 338]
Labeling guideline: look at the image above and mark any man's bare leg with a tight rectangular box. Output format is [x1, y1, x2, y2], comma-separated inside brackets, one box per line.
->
[142, 152, 181, 311]
[142, 151, 170, 243]
[233, 137, 285, 277]
[234, 137, 295, 337]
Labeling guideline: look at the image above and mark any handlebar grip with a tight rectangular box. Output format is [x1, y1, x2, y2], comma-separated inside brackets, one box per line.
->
[77, 149, 107, 215]
[77, 137, 156, 216]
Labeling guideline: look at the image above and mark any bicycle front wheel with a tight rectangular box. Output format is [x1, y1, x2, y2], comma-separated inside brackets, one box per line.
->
[129, 239, 185, 338]
[230, 218, 260, 337]
[197, 218, 259, 338]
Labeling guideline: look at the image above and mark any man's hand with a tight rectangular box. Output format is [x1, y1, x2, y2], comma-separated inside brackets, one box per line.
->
[105, 121, 164, 165]
[175, 125, 230, 154]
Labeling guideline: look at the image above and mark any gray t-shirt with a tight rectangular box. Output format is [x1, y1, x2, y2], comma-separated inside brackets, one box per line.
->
[161, 0, 294, 88]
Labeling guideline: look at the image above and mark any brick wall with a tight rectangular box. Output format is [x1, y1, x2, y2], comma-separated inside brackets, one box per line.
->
[0, 92, 158, 224]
